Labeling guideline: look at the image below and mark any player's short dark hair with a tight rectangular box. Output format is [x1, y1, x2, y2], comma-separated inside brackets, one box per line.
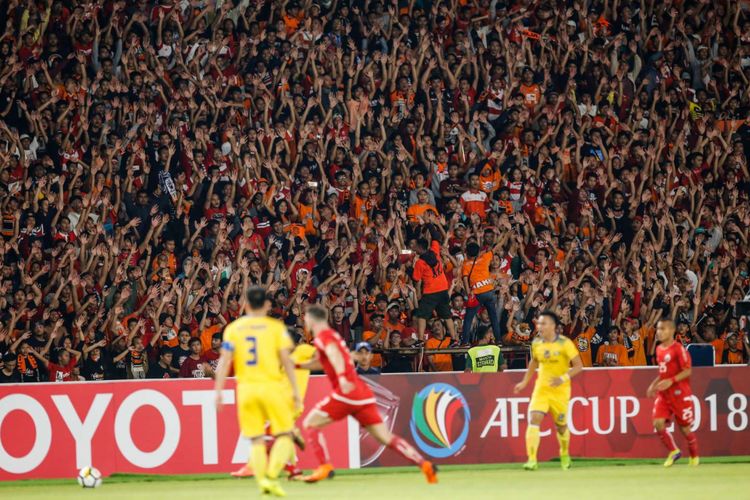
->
[306, 304, 329, 322]
[538, 310, 560, 326]
[246, 286, 268, 310]
[189, 337, 202, 347]
[466, 242, 480, 257]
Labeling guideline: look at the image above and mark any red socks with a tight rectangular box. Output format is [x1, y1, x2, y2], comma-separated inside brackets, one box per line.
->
[388, 435, 425, 466]
[685, 431, 699, 458]
[656, 428, 678, 452]
[307, 428, 331, 464]
[657, 427, 698, 458]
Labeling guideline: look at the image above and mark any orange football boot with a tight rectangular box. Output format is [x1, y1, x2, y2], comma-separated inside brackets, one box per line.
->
[421, 461, 439, 484]
[302, 463, 335, 483]
[230, 465, 254, 478]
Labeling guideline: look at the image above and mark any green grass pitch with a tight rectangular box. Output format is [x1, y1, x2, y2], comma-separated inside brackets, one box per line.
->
[1, 458, 748, 500]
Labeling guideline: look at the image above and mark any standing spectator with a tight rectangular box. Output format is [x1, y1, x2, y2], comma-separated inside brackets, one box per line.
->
[81, 340, 108, 381]
[466, 326, 507, 373]
[412, 225, 456, 342]
[721, 334, 748, 365]
[11, 336, 44, 383]
[361, 313, 387, 370]
[171, 329, 193, 370]
[147, 347, 176, 379]
[596, 328, 629, 367]
[201, 332, 223, 373]
[695, 325, 725, 366]
[382, 332, 413, 374]
[180, 338, 209, 379]
[425, 319, 454, 372]
[330, 303, 358, 347]
[113, 337, 150, 379]
[461, 241, 504, 344]
[41, 347, 81, 382]
[0, 353, 20, 383]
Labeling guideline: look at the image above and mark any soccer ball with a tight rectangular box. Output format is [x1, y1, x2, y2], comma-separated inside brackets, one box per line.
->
[77, 466, 103, 488]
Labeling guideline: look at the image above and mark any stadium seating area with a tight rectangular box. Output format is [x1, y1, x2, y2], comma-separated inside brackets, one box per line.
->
[0, 0, 749, 382]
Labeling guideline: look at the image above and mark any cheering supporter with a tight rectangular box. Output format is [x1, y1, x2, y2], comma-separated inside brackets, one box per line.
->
[0, 0, 750, 384]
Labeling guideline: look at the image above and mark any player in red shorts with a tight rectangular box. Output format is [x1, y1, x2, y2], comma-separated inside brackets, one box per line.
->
[298, 305, 438, 484]
[647, 319, 699, 467]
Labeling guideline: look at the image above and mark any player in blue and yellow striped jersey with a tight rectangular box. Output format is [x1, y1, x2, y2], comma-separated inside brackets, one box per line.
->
[214, 286, 301, 497]
[514, 311, 583, 471]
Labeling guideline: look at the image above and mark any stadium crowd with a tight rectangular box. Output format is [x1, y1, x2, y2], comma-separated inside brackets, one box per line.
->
[0, 0, 749, 383]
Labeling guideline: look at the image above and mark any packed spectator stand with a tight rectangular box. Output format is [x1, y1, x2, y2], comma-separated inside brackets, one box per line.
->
[0, 0, 749, 383]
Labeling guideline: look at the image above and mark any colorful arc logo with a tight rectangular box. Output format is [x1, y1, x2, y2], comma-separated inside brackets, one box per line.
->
[409, 383, 471, 458]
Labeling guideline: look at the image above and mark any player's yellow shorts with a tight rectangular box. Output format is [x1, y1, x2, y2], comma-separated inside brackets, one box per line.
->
[237, 382, 294, 438]
[529, 386, 571, 426]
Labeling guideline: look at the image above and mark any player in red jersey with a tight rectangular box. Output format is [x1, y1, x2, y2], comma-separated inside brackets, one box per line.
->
[647, 319, 700, 467]
[298, 304, 438, 484]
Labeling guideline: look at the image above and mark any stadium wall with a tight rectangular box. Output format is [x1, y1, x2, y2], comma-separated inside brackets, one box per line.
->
[0, 367, 748, 479]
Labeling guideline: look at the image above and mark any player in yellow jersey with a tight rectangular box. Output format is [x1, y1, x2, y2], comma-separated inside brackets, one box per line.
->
[230, 343, 316, 479]
[514, 311, 583, 471]
[214, 286, 301, 497]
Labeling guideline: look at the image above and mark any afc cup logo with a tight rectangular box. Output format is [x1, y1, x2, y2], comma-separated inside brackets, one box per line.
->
[410, 383, 471, 458]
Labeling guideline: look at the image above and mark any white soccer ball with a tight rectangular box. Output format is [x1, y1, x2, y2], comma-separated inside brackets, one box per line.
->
[77, 466, 103, 488]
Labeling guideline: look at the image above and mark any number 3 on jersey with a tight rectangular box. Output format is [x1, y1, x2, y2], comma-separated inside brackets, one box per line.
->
[245, 336, 258, 366]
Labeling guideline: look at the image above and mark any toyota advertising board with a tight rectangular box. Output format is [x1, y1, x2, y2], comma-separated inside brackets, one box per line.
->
[1, 367, 748, 479]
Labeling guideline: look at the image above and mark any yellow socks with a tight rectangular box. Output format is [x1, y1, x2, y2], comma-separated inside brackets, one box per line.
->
[267, 435, 294, 479]
[250, 441, 268, 481]
[526, 424, 540, 462]
[557, 428, 570, 457]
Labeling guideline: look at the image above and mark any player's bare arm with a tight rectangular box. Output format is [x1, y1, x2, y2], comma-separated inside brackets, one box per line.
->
[513, 357, 538, 394]
[297, 350, 324, 371]
[324, 342, 355, 394]
[550, 354, 583, 387]
[280, 347, 302, 412]
[646, 374, 661, 398]
[213, 348, 233, 411]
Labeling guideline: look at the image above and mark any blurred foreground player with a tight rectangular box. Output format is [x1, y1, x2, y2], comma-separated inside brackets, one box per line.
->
[214, 286, 301, 497]
[299, 305, 438, 484]
[647, 319, 700, 467]
[514, 311, 583, 470]
[231, 343, 316, 479]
